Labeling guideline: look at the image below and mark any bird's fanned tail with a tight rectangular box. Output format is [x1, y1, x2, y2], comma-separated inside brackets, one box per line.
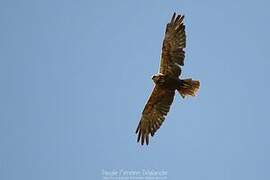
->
[177, 79, 200, 98]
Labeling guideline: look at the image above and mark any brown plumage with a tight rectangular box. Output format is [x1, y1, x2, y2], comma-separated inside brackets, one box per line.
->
[136, 13, 200, 145]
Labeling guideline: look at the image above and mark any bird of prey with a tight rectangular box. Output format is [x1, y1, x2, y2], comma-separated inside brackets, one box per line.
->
[135, 13, 200, 145]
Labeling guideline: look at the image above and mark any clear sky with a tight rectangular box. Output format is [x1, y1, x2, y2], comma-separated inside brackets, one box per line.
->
[1, 0, 270, 179]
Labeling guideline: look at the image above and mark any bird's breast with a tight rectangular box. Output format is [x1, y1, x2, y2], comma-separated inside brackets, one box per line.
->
[157, 75, 181, 90]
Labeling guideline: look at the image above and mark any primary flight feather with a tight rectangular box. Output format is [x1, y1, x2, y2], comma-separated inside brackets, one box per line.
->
[135, 13, 200, 145]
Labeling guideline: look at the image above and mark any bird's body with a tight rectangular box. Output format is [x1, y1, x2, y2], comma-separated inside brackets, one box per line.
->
[152, 73, 181, 90]
[136, 13, 200, 145]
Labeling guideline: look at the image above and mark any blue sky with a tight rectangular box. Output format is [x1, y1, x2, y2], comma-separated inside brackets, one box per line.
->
[1, 0, 270, 179]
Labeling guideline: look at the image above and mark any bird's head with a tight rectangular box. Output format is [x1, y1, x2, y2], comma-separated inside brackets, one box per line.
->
[152, 73, 165, 84]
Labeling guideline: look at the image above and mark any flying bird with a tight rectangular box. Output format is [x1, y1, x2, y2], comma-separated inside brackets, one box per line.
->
[136, 13, 200, 145]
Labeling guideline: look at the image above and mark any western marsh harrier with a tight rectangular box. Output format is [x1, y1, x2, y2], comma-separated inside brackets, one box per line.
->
[136, 13, 200, 145]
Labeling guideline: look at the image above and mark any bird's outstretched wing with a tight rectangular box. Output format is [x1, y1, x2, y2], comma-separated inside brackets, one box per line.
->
[136, 86, 175, 145]
[160, 13, 186, 78]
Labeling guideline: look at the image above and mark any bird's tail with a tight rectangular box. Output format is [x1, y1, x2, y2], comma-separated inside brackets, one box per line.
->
[177, 78, 200, 98]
